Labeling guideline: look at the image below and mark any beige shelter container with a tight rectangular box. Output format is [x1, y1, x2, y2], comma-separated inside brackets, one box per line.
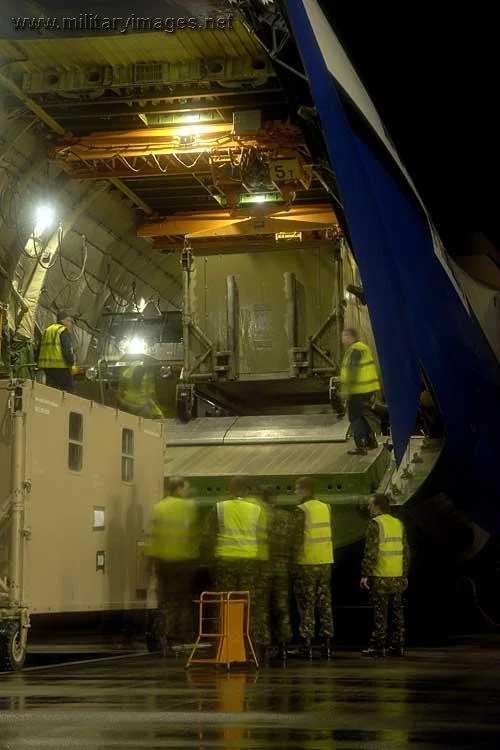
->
[0, 379, 164, 670]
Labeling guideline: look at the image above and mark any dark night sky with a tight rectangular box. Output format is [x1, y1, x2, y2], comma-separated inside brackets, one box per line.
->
[322, 1, 499, 256]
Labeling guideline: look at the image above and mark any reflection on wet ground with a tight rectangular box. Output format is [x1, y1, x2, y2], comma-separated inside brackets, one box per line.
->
[1, 644, 500, 748]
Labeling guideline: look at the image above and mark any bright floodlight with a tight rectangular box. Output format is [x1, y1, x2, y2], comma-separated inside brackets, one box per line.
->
[126, 337, 147, 355]
[34, 205, 55, 234]
[249, 194, 267, 203]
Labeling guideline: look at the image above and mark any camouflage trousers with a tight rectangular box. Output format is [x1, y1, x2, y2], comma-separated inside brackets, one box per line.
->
[155, 560, 197, 643]
[370, 576, 405, 650]
[213, 559, 271, 646]
[269, 571, 293, 643]
[293, 564, 334, 639]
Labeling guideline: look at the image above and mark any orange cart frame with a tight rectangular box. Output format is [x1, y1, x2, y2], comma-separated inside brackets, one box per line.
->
[186, 591, 259, 670]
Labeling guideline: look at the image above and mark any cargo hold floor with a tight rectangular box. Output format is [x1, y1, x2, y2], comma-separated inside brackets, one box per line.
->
[162, 415, 390, 496]
[164, 442, 382, 478]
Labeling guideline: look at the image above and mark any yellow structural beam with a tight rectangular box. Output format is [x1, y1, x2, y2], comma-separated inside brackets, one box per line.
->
[139, 210, 246, 238]
[52, 123, 304, 162]
[139, 203, 337, 239]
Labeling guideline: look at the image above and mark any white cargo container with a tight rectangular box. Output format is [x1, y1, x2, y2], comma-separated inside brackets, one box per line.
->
[0, 379, 164, 670]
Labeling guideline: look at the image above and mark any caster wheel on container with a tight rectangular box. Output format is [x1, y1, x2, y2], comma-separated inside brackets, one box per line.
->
[175, 387, 197, 423]
[0, 621, 27, 672]
[176, 397, 192, 423]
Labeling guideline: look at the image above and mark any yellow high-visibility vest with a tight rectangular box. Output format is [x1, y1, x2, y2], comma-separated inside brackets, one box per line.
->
[38, 324, 70, 369]
[296, 499, 334, 565]
[253, 498, 269, 562]
[373, 514, 404, 577]
[144, 496, 199, 561]
[340, 341, 380, 395]
[214, 498, 261, 559]
[120, 367, 163, 418]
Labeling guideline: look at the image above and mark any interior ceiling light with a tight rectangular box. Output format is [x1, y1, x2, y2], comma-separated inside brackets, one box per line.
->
[176, 123, 221, 138]
[34, 204, 56, 235]
[239, 192, 284, 205]
[125, 337, 148, 355]
[138, 111, 224, 127]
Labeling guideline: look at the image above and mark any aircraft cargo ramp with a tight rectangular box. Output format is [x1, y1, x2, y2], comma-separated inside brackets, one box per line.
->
[163, 415, 392, 549]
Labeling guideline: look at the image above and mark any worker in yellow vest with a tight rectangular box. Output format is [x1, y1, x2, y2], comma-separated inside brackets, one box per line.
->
[145, 476, 200, 652]
[118, 364, 164, 419]
[360, 493, 410, 657]
[207, 476, 270, 657]
[293, 476, 334, 659]
[340, 328, 381, 455]
[37, 310, 76, 392]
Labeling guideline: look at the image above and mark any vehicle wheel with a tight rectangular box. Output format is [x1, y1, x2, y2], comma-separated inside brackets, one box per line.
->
[175, 385, 198, 423]
[0, 620, 26, 672]
[176, 396, 192, 423]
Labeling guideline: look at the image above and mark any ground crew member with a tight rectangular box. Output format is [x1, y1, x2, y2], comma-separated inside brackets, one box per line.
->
[360, 493, 410, 657]
[340, 328, 381, 455]
[293, 476, 334, 659]
[207, 476, 270, 657]
[251, 484, 272, 657]
[261, 485, 301, 659]
[118, 364, 164, 419]
[144, 476, 200, 653]
[37, 310, 75, 392]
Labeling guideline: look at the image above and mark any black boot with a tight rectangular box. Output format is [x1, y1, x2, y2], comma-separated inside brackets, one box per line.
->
[387, 645, 405, 657]
[279, 642, 288, 661]
[300, 638, 313, 659]
[323, 638, 332, 659]
[348, 446, 368, 455]
[366, 435, 378, 450]
[361, 646, 386, 658]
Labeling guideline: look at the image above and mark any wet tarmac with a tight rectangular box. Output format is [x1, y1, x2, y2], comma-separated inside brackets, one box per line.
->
[1, 644, 499, 749]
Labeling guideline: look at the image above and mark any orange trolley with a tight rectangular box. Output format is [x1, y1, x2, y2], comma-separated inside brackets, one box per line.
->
[186, 591, 258, 670]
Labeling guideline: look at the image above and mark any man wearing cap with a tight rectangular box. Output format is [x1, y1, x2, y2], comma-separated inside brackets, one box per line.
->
[360, 493, 410, 657]
[37, 310, 75, 392]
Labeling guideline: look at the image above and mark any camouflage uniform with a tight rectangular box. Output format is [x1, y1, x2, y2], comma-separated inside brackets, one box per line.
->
[207, 507, 271, 646]
[155, 561, 197, 643]
[293, 564, 334, 639]
[293, 510, 334, 639]
[362, 518, 410, 650]
[268, 506, 301, 643]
